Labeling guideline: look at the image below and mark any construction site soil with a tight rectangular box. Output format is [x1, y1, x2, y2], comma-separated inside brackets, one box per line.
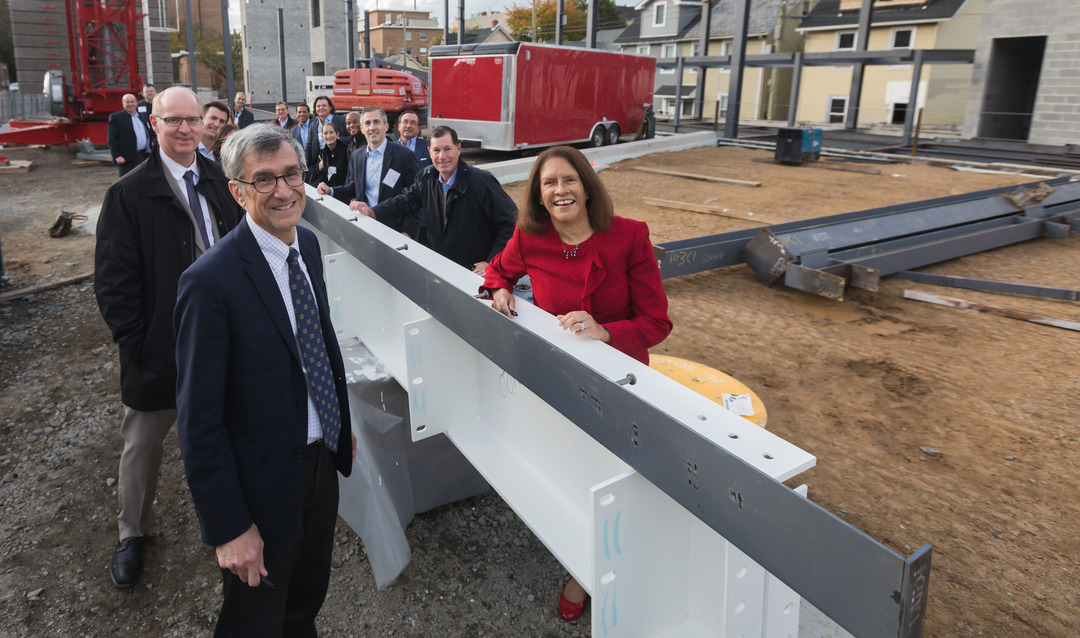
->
[0, 144, 1077, 638]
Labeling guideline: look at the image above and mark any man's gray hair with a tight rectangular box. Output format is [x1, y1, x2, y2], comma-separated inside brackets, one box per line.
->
[361, 106, 388, 123]
[220, 124, 307, 182]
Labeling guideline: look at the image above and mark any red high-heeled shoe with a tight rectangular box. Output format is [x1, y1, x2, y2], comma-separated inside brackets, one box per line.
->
[559, 588, 588, 621]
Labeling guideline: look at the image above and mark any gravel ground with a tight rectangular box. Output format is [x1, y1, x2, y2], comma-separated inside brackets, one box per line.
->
[0, 279, 587, 638]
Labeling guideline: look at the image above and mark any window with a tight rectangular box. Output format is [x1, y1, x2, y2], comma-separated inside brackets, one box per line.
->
[406, 31, 412, 40]
[654, 2, 666, 27]
[716, 92, 729, 116]
[720, 40, 731, 73]
[890, 27, 914, 49]
[420, 31, 427, 41]
[835, 31, 856, 51]
[689, 42, 699, 73]
[407, 47, 413, 55]
[828, 96, 848, 123]
[311, 0, 320, 27]
[637, 45, 650, 55]
[660, 43, 676, 73]
[420, 47, 427, 55]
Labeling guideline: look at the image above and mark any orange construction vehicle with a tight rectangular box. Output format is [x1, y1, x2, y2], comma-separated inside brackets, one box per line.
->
[329, 67, 428, 123]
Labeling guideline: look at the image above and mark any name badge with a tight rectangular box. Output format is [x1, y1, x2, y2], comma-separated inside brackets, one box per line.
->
[137, 106, 147, 113]
[328, 166, 337, 177]
[383, 168, 400, 189]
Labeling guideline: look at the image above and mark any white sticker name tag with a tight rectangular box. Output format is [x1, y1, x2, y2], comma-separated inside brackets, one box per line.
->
[383, 168, 400, 188]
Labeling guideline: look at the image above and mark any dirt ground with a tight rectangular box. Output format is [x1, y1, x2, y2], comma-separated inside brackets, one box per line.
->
[1, 143, 1078, 637]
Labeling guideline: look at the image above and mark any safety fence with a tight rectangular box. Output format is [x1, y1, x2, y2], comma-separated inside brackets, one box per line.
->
[0, 92, 51, 122]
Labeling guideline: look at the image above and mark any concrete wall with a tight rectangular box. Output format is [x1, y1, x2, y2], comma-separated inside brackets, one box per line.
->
[240, 0, 312, 104]
[962, 0, 1080, 145]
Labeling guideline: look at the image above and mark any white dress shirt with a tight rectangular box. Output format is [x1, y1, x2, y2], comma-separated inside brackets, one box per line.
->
[159, 148, 215, 249]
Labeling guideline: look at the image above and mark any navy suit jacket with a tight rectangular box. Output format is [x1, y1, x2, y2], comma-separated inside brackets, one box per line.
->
[332, 141, 420, 236]
[174, 217, 353, 555]
[107, 110, 150, 163]
[236, 107, 255, 128]
[400, 136, 431, 170]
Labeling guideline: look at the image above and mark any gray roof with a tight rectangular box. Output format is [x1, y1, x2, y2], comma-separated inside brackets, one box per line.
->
[616, 0, 788, 44]
[444, 27, 498, 45]
[685, 0, 787, 40]
[799, 0, 968, 30]
[655, 84, 697, 97]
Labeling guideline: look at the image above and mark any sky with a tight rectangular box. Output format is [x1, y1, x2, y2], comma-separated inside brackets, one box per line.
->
[227, 0, 525, 32]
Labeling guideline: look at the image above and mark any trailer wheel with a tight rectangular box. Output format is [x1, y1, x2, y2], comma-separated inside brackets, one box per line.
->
[589, 126, 605, 147]
[604, 124, 621, 146]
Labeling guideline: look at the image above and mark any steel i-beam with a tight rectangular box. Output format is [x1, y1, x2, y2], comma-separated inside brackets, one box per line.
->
[302, 190, 933, 638]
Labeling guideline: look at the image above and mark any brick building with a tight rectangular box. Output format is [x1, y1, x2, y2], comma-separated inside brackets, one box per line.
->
[360, 10, 442, 62]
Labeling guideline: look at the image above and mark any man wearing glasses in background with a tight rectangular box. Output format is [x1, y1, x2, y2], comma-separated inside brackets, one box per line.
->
[95, 86, 243, 590]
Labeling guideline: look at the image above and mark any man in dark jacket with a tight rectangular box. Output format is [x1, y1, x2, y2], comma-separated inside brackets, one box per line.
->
[234, 91, 255, 128]
[357, 126, 517, 275]
[107, 93, 152, 176]
[137, 84, 156, 146]
[95, 86, 243, 590]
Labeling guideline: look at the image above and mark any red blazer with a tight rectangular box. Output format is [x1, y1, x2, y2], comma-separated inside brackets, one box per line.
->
[484, 216, 672, 364]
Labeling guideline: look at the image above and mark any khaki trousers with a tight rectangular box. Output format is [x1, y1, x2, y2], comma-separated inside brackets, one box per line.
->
[117, 406, 176, 541]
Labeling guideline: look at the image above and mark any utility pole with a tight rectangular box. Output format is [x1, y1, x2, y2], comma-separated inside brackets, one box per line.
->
[184, 0, 196, 91]
[221, 0, 234, 101]
[532, 0, 536, 42]
[556, 0, 564, 45]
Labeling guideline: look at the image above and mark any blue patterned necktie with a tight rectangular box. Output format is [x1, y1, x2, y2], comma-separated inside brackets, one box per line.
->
[288, 249, 341, 452]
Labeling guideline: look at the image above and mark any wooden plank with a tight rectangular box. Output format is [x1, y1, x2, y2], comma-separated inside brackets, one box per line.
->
[0, 160, 33, 174]
[71, 159, 112, 168]
[629, 166, 761, 187]
[819, 162, 882, 175]
[643, 198, 790, 225]
[903, 289, 1080, 333]
[750, 157, 881, 175]
[0, 273, 94, 303]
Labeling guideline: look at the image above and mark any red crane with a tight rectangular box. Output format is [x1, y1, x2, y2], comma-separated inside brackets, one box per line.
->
[0, 0, 147, 147]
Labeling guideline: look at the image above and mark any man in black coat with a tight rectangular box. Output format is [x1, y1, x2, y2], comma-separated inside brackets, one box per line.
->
[137, 84, 157, 146]
[107, 93, 152, 177]
[95, 86, 243, 590]
[316, 106, 419, 235]
[357, 125, 517, 275]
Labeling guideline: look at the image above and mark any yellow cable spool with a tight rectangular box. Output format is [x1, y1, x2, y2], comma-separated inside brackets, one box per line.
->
[649, 355, 768, 428]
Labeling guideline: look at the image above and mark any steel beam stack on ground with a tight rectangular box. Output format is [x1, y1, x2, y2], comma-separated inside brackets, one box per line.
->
[654, 177, 1080, 302]
[300, 187, 933, 638]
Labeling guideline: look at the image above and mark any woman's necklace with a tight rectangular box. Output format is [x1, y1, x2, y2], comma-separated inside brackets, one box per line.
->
[563, 244, 579, 259]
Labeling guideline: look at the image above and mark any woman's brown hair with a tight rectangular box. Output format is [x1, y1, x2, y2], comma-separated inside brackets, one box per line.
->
[518, 146, 613, 235]
[211, 123, 240, 164]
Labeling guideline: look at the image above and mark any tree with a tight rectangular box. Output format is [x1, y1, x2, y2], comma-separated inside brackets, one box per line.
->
[194, 31, 244, 88]
[506, 0, 626, 43]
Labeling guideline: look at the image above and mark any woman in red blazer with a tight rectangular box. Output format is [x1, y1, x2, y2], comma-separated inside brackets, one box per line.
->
[482, 145, 673, 620]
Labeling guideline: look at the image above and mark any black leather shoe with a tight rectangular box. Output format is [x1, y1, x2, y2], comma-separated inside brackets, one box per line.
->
[109, 537, 144, 589]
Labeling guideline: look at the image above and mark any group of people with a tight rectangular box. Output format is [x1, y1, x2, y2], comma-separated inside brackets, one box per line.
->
[95, 84, 672, 636]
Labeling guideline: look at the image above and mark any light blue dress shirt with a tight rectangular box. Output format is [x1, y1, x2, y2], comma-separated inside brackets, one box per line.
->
[364, 138, 388, 208]
[440, 166, 458, 200]
[130, 112, 148, 152]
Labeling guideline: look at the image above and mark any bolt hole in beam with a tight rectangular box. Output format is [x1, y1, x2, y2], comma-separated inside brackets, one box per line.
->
[697, 415, 707, 421]
[600, 571, 616, 586]
[763, 453, 774, 460]
[599, 493, 616, 507]
[416, 424, 426, 432]
[729, 433, 739, 439]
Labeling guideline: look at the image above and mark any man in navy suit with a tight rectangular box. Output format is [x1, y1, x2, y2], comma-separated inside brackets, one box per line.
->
[175, 124, 356, 636]
[107, 93, 152, 176]
[396, 110, 430, 170]
[395, 110, 431, 244]
[316, 106, 420, 237]
[290, 103, 312, 151]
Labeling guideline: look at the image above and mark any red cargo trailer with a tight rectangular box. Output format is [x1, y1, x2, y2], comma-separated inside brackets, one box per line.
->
[428, 42, 654, 151]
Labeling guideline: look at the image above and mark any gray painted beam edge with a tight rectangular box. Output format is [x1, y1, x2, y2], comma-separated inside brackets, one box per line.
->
[890, 271, 1080, 301]
[654, 177, 1073, 279]
[302, 201, 931, 638]
[653, 49, 974, 71]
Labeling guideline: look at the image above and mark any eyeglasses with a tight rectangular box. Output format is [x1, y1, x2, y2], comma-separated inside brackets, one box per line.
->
[234, 169, 307, 194]
[156, 116, 203, 127]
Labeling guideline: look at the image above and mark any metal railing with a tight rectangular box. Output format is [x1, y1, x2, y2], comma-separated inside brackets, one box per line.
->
[0, 92, 51, 122]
